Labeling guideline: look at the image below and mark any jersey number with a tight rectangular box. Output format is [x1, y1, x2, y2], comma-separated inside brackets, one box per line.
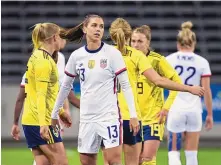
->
[137, 82, 143, 94]
[77, 68, 85, 81]
[107, 125, 118, 139]
[175, 65, 196, 86]
[150, 123, 160, 137]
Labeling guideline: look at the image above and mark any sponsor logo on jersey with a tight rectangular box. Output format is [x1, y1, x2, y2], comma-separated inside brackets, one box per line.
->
[100, 59, 107, 68]
[88, 60, 95, 69]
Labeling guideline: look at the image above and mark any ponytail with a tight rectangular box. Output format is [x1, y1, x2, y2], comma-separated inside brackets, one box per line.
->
[116, 28, 126, 54]
[59, 22, 84, 43]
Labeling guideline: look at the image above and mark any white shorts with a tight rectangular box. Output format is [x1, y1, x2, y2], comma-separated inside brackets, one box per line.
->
[167, 111, 202, 133]
[78, 119, 122, 154]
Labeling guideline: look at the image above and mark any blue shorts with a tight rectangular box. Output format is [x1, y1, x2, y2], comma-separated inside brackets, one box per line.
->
[22, 125, 62, 148]
[123, 120, 142, 145]
[143, 123, 165, 141]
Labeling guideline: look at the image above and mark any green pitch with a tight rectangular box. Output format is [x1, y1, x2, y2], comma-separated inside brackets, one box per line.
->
[2, 148, 221, 165]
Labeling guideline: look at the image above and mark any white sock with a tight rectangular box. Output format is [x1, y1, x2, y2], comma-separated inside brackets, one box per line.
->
[168, 151, 182, 165]
[33, 160, 36, 165]
[185, 150, 198, 165]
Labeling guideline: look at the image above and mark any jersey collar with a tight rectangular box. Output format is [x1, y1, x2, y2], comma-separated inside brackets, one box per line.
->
[38, 48, 52, 56]
[85, 42, 104, 53]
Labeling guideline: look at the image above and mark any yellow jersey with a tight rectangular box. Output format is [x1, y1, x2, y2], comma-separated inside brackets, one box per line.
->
[138, 51, 181, 125]
[116, 46, 152, 120]
[22, 49, 59, 126]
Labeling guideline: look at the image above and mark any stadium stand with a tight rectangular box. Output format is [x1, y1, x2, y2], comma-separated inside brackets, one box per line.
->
[2, 1, 221, 84]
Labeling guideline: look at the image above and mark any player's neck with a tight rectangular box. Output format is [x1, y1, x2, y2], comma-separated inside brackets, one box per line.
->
[86, 41, 102, 51]
[40, 45, 54, 56]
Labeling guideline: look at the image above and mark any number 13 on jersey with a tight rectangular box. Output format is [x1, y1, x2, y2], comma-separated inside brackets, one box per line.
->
[77, 68, 85, 81]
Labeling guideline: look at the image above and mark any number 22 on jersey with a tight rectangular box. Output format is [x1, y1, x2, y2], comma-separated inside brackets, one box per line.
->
[175, 65, 196, 86]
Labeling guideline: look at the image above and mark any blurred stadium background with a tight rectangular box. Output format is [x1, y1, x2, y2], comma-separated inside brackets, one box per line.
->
[1, 1, 221, 165]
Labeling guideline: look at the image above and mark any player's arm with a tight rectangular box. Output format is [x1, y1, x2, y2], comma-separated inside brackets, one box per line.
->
[163, 74, 181, 110]
[63, 98, 70, 114]
[112, 49, 139, 135]
[201, 60, 213, 130]
[13, 73, 26, 125]
[140, 54, 204, 96]
[11, 83, 26, 141]
[13, 86, 26, 125]
[68, 91, 80, 109]
[51, 53, 76, 121]
[159, 57, 182, 110]
[201, 77, 212, 116]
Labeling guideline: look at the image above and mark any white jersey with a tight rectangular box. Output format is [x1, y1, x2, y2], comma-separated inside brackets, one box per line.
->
[65, 42, 126, 122]
[166, 51, 211, 112]
[57, 52, 66, 85]
[20, 73, 26, 87]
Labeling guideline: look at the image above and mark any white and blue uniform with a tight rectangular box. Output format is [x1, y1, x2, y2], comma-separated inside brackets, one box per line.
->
[166, 51, 211, 133]
[52, 42, 137, 153]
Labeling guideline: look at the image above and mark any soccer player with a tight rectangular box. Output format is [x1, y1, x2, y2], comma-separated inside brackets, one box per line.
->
[166, 21, 213, 165]
[51, 15, 139, 165]
[130, 25, 182, 165]
[107, 18, 205, 165]
[21, 23, 69, 165]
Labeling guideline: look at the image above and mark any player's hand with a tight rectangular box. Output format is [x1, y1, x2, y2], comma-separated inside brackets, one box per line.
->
[205, 115, 213, 131]
[51, 118, 61, 130]
[188, 86, 205, 97]
[11, 124, 20, 141]
[40, 125, 50, 141]
[59, 112, 72, 128]
[129, 118, 140, 136]
[157, 109, 168, 124]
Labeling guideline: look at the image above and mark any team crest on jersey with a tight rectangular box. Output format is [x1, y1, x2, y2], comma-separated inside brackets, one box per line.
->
[88, 60, 95, 69]
[100, 59, 107, 69]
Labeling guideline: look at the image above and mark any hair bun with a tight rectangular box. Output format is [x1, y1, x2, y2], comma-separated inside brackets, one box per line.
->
[181, 21, 193, 30]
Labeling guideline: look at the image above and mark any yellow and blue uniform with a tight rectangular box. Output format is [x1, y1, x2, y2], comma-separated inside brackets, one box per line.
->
[138, 51, 181, 141]
[116, 46, 152, 145]
[22, 49, 62, 148]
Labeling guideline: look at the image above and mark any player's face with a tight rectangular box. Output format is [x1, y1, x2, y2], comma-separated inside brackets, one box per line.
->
[131, 32, 150, 54]
[84, 17, 104, 42]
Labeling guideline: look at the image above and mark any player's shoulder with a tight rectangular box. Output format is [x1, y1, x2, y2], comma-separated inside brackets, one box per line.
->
[58, 52, 65, 59]
[32, 49, 51, 61]
[104, 42, 122, 54]
[166, 51, 178, 60]
[71, 46, 85, 55]
[126, 46, 145, 59]
[149, 51, 164, 60]
[193, 53, 209, 64]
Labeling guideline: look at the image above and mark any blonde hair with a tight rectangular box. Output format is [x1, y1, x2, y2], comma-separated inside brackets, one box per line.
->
[60, 14, 102, 43]
[109, 18, 132, 54]
[133, 25, 151, 41]
[177, 21, 196, 48]
[31, 23, 60, 50]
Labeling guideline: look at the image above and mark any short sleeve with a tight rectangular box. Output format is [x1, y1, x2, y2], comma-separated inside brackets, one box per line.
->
[137, 52, 152, 74]
[35, 59, 52, 82]
[20, 73, 26, 87]
[201, 59, 212, 77]
[159, 57, 176, 79]
[111, 48, 127, 76]
[64, 52, 77, 77]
